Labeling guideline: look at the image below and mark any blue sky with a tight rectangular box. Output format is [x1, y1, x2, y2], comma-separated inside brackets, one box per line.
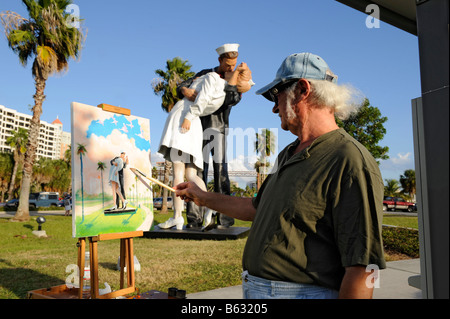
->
[0, 0, 421, 186]
[87, 115, 150, 151]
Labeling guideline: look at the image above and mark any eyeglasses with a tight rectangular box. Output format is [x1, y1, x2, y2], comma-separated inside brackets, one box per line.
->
[268, 79, 299, 106]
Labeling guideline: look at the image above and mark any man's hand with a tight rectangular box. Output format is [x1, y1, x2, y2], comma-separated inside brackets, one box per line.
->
[174, 182, 206, 206]
[175, 181, 256, 221]
[236, 62, 249, 73]
[180, 119, 191, 133]
[180, 87, 198, 102]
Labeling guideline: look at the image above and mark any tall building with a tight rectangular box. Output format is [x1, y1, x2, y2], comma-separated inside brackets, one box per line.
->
[0, 104, 71, 160]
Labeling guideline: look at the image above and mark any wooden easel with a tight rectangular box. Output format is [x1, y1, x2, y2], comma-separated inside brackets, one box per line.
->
[77, 231, 143, 299]
[75, 104, 142, 299]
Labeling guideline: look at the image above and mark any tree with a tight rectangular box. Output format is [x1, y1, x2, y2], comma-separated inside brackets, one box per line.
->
[33, 157, 54, 190]
[5, 127, 28, 201]
[337, 98, 389, 163]
[207, 179, 215, 192]
[400, 169, 416, 202]
[152, 57, 194, 213]
[243, 185, 257, 198]
[64, 144, 72, 191]
[64, 144, 71, 163]
[0, 153, 14, 202]
[384, 179, 400, 197]
[47, 159, 71, 193]
[97, 161, 106, 208]
[151, 167, 161, 197]
[1, 0, 85, 221]
[76, 143, 87, 222]
[152, 57, 195, 112]
[254, 129, 277, 189]
[254, 155, 270, 190]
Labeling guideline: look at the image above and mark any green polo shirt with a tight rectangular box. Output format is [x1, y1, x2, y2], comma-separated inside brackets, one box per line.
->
[242, 129, 386, 291]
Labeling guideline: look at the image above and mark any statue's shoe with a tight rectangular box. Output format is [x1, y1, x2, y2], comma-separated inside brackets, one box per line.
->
[157, 216, 184, 230]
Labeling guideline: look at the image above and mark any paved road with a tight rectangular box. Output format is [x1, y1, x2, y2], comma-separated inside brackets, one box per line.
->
[384, 211, 418, 217]
[0, 210, 66, 218]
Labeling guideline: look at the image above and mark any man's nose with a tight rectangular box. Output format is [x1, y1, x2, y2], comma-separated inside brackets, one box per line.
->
[272, 103, 279, 114]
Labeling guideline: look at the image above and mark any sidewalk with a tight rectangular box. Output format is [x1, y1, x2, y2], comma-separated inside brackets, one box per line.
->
[0, 210, 66, 218]
[187, 259, 422, 299]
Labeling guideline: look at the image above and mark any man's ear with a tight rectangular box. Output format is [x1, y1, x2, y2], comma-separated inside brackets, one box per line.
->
[296, 79, 311, 100]
[297, 79, 311, 100]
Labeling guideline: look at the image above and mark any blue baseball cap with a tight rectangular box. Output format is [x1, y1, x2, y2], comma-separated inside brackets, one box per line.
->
[256, 53, 338, 101]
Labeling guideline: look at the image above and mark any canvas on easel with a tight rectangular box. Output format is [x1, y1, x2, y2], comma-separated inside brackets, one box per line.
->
[70, 102, 153, 238]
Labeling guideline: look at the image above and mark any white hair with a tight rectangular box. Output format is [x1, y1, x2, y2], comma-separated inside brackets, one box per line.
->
[307, 79, 363, 120]
[285, 79, 363, 120]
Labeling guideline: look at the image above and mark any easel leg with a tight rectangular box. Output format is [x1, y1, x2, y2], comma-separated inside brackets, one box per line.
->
[77, 238, 86, 299]
[83, 232, 141, 299]
[128, 238, 135, 288]
[119, 238, 135, 289]
[89, 238, 99, 299]
[120, 238, 126, 289]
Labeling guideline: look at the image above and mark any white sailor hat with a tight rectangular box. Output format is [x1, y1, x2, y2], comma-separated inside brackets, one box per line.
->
[216, 43, 240, 56]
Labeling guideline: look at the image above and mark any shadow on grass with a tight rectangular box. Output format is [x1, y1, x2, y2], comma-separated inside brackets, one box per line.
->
[23, 224, 34, 231]
[99, 262, 118, 271]
[0, 259, 65, 299]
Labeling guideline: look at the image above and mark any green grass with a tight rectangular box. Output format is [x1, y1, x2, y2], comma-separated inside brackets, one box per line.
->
[0, 212, 415, 299]
[383, 214, 418, 229]
[0, 216, 79, 299]
[74, 205, 149, 237]
[0, 211, 250, 299]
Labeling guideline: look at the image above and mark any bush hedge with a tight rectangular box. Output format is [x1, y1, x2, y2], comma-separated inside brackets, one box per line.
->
[382, 225, 420, 258]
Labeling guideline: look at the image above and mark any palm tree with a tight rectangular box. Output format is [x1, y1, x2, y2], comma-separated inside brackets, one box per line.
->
[0, 153, 14, 202]
[48, 159, 71, 193]
[64, 144, 71, 163]
[1, 0, 85, 222]
[152, 57, 194, 214]
[76, 143, 87, 222]
[97, 161, 106, 208]
[254, 155, 270, 190]
[152, 57, 195, 112]
[5, 128, 28, 201]
[254, 129, 277, 189]
[64, 144, 72, 191]
[400, 169, 416, 202]
[384, 179, 400, 197]
[32, 157, 54, 191]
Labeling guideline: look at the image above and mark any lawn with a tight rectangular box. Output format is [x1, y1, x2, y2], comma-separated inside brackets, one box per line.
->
[0, 212, 417, 299]
[382, 214, 418, 229]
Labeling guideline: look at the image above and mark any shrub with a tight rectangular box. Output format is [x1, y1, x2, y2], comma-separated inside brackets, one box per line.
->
[382, 225, 420, 258]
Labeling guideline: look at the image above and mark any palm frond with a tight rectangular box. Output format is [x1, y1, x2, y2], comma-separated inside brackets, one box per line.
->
[152, 57, 195, 112]
[0, 11, 29, 35]
[2, 1, 86, 78]
[76, 143, 87, 155]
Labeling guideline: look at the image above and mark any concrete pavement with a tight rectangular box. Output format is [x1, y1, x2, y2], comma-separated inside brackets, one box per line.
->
[0, 210, 66, 218]
[188, 259, 422, 299]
